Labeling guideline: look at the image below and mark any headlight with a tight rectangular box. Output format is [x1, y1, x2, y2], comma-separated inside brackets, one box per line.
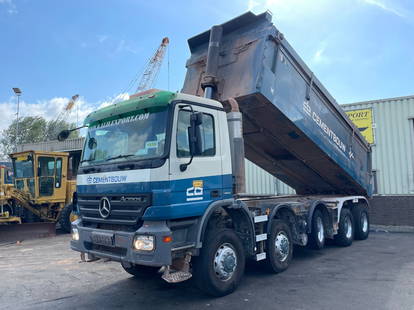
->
[133, 235, 154, 251]
[72, 228, 79, 241]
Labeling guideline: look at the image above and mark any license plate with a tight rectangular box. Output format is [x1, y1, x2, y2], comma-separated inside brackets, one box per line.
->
[91, 232, 114, 247]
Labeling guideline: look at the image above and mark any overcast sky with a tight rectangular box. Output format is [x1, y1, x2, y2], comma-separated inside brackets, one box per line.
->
[0, 0, 413, 133]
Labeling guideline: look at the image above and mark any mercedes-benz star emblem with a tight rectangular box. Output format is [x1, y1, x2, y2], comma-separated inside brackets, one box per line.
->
[99, 197, 111, 219]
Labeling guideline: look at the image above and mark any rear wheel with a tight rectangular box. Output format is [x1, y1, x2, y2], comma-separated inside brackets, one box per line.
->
[264, 219, 293, 273]
[353, 205, 370, 240]
[334, 208, 354, 247]
[309, 209, 325, 250]
[193, 229, 245, 296]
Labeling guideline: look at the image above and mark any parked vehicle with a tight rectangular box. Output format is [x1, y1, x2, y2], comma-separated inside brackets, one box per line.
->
[5, 151, 78, 232]
[68, 12, 371, 296]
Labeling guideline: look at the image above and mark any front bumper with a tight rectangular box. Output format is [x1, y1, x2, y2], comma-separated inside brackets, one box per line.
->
[70, 219, 173, 266]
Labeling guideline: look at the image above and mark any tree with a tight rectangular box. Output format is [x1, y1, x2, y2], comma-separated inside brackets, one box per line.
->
[0, 116, 79, 159]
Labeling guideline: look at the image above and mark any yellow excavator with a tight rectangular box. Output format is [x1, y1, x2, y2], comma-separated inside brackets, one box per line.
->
[2, 151, 78, 232]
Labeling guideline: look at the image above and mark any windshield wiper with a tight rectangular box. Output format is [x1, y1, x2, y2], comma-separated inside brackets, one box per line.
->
[104, 154, 135, 161]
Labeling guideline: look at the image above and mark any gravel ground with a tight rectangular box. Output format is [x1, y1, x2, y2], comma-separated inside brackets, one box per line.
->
[0, 231, 413, 310]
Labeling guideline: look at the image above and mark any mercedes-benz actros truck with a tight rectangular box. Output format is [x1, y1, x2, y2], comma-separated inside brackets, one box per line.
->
[68, 12, 372, 296]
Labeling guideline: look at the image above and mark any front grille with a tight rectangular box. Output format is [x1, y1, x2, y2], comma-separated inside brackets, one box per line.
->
[78, 193, 151, 227]
[84, 242, 127, 257]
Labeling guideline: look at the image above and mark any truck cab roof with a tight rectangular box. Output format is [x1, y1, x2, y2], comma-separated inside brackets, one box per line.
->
[83, 90, 223, 126]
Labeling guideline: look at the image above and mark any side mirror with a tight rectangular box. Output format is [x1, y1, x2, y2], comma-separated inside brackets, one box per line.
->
[180, 111, 203, 172]
[88, 137, 97, 150]
[189, 112, 203, 156]
[57, 130, 70, 141]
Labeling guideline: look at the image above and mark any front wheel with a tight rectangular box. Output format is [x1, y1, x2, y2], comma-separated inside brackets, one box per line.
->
[264, 219, 293, 273]
[193, 229, 245, 296]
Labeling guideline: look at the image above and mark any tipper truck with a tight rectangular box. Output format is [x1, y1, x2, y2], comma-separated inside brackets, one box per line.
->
[68, 11, 372, 296]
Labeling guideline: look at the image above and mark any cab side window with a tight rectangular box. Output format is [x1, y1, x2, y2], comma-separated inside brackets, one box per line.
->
[176, 110, 215, 157]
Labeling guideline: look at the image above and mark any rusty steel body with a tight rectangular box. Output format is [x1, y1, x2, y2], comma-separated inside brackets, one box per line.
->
[182, 12, 372, 197]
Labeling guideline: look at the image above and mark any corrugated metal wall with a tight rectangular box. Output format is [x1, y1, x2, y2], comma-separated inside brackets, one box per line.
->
[17, 138, 85, 153]
[245, 160, 295, 195]
[342, 95, 414, 195]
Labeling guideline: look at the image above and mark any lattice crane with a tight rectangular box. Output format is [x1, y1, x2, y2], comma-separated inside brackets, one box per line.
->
[135, 37, 169, 93]
[54, 94, 79, 123]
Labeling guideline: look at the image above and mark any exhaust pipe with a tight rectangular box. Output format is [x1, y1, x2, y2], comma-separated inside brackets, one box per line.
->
[227, 98, 246, 195]
[203, 25, 223, 99]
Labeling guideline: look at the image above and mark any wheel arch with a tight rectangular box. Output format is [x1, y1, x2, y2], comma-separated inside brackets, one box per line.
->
[196, 199, 256, 256]
[268, 204, 300, 242]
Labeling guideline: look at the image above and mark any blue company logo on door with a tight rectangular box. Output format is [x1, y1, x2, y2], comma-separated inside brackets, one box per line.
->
[86, 175, 128, 184]
[186, 180, 204, 202]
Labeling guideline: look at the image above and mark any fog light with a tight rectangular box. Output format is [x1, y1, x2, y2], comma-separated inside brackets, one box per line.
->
[72, 228, 79, 241]
[133, 235, 154, 251]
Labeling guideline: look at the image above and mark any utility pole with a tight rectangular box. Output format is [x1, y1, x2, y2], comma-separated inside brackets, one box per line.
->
[12, 88, 22, 152]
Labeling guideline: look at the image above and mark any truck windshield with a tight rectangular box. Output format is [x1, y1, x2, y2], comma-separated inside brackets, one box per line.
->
[13, 157, 34, 178]
[81, 108, 169, 166]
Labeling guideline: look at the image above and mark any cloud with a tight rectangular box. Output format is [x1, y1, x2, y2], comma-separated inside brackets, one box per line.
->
[0, 0, 18, 14]
[312, 44, 329, 65]
[114, 39, 139, 54]
[360, 0, 404, 17]
[247, 0, 260, 11]
[97, 35, 108, 43]
[0, 93, 130, 134]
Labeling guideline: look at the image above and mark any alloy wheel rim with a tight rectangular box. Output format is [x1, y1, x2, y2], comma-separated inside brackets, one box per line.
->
[345, 216, 353, 239]
[275, 231, 290, 262]
[213, 243, 237, 281]
[317, 217, 324, 243]
[361, 212, 368, 233]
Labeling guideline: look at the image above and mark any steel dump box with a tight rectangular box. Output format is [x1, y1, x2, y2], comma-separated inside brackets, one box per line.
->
[182, 12, 372, 196]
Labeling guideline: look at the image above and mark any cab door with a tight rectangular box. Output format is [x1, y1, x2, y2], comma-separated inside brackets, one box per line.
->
[169, 103, 223, 218]
[37, 156, 67, 201]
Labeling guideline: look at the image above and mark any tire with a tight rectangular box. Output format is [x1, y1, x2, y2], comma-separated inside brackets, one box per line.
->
[308, 209, 325, 250]
[334, 208, 354, 247]
[193, 229, 245, 296]
[121, 262, 159, 278]
[353, 205, 370, 240]
[264, 219, 293, 273]
[59, 204, 74, 233]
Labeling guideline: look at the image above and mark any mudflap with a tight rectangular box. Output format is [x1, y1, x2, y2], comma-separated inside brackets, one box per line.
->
[0, 222, 56, 244]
